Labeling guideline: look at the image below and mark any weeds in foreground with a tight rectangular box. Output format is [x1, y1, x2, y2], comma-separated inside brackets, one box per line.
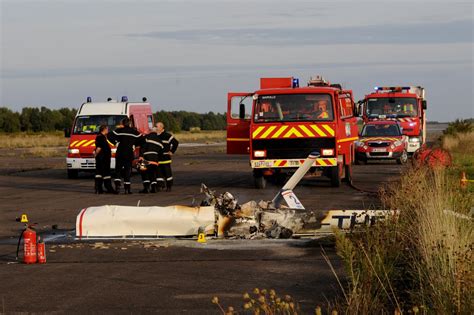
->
[212, 288, 307, 315]
[335, 165, 473, 314]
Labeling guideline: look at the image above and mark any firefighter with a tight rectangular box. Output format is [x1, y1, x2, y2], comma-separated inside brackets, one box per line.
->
[138, 127, 164, 193]
[156, 122, 179, 192]
[108, 117, 142, 194]
[315, 100, 329, 119]
[94, 125, 117, 194]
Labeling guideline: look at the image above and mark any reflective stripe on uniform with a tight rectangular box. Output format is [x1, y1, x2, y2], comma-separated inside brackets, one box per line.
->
[166, 177, 173, 181]
[103, 176, 111, 179]
[113, 131, 141, 138]
[95, 175, 102, 178]
[160, 160, 172, 164]
[145, 139, 164, 148]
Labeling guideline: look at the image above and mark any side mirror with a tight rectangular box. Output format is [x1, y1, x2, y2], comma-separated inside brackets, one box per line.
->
[422, 100, 427, 110]
[355, 100, 364, 117]
[64, 128, 71, 138]
[239, 103, 246, 119]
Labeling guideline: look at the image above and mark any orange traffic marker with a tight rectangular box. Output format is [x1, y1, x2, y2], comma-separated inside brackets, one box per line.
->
[460, 172, 468, 188]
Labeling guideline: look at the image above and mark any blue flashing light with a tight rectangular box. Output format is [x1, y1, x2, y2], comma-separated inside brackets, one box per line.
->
[292, 78, 299, 88]
[86, 96, 92, 103]
[121, 96, 128, 102]
[374, 86, 379, 90]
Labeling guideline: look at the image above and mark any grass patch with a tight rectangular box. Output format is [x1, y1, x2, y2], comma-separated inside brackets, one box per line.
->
[174, 130, 226, 143]
[334, 133, 474, 313]
[0, 132, 68, 148]
[0, 130, 226, 149]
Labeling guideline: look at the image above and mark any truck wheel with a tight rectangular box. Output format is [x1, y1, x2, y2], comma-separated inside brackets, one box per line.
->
[254, 176, 267, 189]
[343, 163, 353, 183]
[330, 165, 341, 187]
[67, 169, 78, 179]
[397, 150, 408, 165]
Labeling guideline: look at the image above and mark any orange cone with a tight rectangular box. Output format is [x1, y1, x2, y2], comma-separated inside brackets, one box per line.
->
[460, 171, 467, 189]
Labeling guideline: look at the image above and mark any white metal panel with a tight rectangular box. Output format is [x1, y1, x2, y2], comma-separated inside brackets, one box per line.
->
[78, 102, 127, 116]
[76, 205, 216, 239]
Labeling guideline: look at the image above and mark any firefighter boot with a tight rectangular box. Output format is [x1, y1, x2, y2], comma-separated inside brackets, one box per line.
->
[104, 178, 118, 194]
[166, 180, 173, 192]
[150, 182, 157, 193]
[124, 183, 132, 194]
[139, 182, 150, 194]
[95, 177, 104, 194]
[114, 180, 121, 193]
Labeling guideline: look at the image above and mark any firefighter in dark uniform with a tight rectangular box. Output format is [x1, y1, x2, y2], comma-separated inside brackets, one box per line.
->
[138, 127, 164, 193]
[108, 117, 142, 194]
[94, 125, 117, 194]
[156, 122, 179, 192]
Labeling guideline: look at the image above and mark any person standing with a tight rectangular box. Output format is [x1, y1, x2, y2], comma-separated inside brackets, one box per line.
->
[156, 122, 179, 192]
[94, 125, 117, 194]
[108, 117, 141, 194]
[138, 127, 164, 193]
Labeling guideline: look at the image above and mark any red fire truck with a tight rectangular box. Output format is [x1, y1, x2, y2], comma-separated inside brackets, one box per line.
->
[65, 96, 154, 178]
[360, 86, 427, 154]
[227, 76, 359, 188]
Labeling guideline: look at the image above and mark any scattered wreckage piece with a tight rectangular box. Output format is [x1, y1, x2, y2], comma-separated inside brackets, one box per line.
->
[75, 153, 394, 240]
[76, 205, 216, 240]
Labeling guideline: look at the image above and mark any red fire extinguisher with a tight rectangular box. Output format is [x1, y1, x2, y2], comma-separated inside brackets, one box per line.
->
[17, 225, 37, 264]
[37, 236, 47, 264]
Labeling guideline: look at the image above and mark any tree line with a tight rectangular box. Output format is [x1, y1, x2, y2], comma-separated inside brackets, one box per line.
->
[0, 107, 226, 133]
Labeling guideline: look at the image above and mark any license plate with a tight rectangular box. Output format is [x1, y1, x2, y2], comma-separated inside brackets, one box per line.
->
[372, 148, 387, 152]
[254, 161, 273, 168]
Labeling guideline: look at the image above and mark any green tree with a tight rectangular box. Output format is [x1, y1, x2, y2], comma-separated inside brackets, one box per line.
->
[0, 107, 21, 132]
[154, 111, 180, 133]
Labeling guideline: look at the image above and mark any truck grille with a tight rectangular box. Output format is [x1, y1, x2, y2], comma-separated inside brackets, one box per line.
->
[368, 142, 390, 147]
[370, 152, 389, 157]
[252, 138, 336, 159]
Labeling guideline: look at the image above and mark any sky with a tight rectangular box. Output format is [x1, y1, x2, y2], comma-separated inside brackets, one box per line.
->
[1, 0, 473, 122]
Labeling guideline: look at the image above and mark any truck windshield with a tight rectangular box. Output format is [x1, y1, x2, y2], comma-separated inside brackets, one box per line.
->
[73, 115, 127, 135]
[362, 124, 402, 137]
[254, 94, 333, 122]
[366, 97, 417, 118]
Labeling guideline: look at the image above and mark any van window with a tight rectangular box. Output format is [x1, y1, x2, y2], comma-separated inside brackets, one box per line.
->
[73, 115, 126, 134]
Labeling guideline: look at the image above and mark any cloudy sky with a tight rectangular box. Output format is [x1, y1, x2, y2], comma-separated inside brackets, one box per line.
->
[1, 0, 473, 121]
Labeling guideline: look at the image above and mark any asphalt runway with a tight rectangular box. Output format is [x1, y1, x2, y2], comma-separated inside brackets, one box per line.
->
[0, 147, 404, 313]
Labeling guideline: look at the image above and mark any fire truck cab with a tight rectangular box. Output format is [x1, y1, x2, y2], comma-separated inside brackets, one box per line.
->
[359, 86, 427, 153]
[227, 76, 359, 188]
[65, 96, 154, 179]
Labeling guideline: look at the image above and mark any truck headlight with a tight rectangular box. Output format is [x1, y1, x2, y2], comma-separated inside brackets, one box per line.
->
[409, 137, 420, 143]
[321, 148, 335, 156]
[68, 148, 80, 154]
[394, 140, 402, 147]
[254, 150, 266, 158]
[355, 141, 363, 147]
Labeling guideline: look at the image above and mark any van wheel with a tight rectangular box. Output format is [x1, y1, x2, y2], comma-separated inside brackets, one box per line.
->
[330, 165, 341, 187]
[343, 164, 353, 183]
[67, 169, 78, 179]
[397, 150, 408, 165]
[253, 170, 267, 189]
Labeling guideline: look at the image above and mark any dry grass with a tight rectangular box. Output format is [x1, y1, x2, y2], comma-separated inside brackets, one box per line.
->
[0, 130, 226, 149]
[334, 134, 474, 314]
[442, 131, 474, 154]
[0, 132, 68, 148]
[175, 130, 226, 143]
